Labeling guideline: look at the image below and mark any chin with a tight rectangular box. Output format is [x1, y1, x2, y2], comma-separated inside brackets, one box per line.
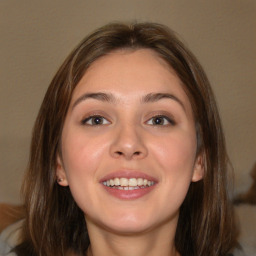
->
[87, 209, 167, 236]
[104, 220, 154, 235]
[81, 203, 147, 233]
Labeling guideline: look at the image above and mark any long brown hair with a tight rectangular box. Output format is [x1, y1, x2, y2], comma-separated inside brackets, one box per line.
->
[16, 22, 238, 256]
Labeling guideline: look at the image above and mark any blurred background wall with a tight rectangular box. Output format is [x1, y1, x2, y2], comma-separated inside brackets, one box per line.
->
[0, 0, 255, 204]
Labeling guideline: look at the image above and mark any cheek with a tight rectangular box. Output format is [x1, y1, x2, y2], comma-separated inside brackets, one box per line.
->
[153, 132, 197, 173]
[151, 134, 196, 213]
[60, 133, 109, 213]
[61, 132, 108, 178]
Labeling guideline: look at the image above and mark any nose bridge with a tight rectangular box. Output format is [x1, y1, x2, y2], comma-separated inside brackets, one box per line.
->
[110, 120, 147, 160]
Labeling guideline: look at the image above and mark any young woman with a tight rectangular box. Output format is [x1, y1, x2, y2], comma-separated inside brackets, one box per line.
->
[6, 22, 239, 256]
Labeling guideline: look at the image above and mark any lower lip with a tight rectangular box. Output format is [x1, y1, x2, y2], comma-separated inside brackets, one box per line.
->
[102, 185, 156, 200]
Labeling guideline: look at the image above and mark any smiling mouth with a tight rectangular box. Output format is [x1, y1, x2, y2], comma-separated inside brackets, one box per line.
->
[102, 177, 155, 190]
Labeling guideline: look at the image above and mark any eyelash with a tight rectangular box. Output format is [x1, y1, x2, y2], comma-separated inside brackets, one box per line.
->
[146, 115, 176, 126]
[81, 114, 175, 126]
[81, 115, 110, 126]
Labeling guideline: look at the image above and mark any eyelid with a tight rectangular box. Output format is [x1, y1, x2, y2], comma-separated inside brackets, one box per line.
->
[81, 114, 111, 126]
[145, 114, 176, 126]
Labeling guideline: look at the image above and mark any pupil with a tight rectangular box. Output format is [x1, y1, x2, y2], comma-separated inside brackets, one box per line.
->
[154, 117, 163, 125]
[93, 117, 102, 125]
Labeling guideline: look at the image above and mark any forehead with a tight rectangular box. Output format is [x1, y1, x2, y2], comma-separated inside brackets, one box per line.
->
[70, 49, 192, 112]
[74, 49, 186, 94]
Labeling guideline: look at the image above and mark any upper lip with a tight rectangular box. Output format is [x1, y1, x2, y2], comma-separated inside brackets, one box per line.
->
[99, 169, 158, 183]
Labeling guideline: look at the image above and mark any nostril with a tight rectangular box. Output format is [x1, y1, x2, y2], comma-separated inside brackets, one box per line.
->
[114, 151, 141, 157]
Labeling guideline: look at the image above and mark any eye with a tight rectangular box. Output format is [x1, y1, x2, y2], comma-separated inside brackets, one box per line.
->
[146, 115, 175, 126]
[81, 115, 110, 126]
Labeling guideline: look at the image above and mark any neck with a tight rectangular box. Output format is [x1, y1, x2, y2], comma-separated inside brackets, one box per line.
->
[85, 219, 180, 256]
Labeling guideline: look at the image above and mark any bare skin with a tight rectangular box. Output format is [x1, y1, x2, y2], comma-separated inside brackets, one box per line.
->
[85, 213, 181, 256]
[58, 49, 203, 256]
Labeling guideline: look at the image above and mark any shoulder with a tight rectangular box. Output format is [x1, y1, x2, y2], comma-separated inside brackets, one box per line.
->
[0, 220, 23, 256]
[231, 247, 248, 256]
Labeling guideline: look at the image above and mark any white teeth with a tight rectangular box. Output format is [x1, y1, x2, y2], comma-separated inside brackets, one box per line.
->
[137, 178, 144, 186]
[128, 178, 137, 186]
[102, 177, 155, 189]
[114, 177, 120, 186]
[120, 178, 129, 186]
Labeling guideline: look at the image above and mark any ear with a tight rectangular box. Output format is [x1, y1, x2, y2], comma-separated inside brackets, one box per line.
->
[56, 155, 69, 186]
[191, 153, 205, 182]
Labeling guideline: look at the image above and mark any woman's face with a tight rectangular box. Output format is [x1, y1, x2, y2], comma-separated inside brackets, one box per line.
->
[57, 49, 203, 235]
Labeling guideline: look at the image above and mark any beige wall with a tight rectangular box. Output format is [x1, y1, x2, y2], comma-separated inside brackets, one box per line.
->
[0, 0, 255, 203]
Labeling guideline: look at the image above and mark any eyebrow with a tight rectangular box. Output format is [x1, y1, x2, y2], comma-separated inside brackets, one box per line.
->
[142, 92, 185, 110]
[72, 92, 116, 109]
[72, 92, 185, 111]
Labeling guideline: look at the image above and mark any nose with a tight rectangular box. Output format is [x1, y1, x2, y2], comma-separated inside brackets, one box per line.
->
[110, 124, 148, 160]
